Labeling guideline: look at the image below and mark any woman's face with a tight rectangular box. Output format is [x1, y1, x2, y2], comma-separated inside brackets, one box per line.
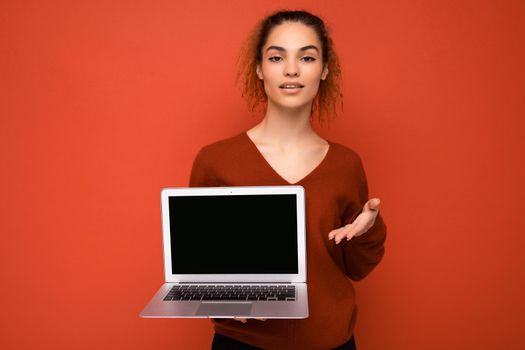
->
[256, 21, 329, 111]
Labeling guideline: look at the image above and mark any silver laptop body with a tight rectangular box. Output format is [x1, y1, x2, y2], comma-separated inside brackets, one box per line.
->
[140, 185, 309, 319]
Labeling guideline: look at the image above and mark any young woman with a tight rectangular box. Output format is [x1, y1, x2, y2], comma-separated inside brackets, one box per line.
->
[189, 9, 387, 350]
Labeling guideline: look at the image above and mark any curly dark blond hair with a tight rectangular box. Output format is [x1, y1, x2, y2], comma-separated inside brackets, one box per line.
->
[235, 10, 344, 127]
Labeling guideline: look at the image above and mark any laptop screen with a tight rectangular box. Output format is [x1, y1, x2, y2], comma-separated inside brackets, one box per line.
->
[168, 194, 299, 274]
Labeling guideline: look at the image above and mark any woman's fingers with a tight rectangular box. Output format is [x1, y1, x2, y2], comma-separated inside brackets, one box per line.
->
[328, 225, 352, 243]
[328, 226, 346, 240]
[334, 223, 365, 243]
[366, 198, 381, 211]
[232, 317, 267, 322]
[328, 211, 377, 244]
[343, 222, 368, 241]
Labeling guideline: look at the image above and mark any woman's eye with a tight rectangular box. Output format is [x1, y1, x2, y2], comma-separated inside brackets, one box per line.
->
[268, 56, 316, 62]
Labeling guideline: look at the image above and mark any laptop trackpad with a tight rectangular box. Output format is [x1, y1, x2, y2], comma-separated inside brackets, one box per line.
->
[196, 302, 252, 316]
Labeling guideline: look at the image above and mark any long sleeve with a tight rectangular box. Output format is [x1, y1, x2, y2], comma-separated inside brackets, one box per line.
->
[341, 155, 387, 281]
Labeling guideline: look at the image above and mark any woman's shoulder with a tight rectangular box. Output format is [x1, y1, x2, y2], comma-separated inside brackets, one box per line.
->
[194, 132, 246, 162]
[327, 139, 363, 165]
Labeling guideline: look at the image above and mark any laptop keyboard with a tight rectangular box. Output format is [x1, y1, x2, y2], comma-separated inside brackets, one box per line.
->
[163, 284, 296, 301]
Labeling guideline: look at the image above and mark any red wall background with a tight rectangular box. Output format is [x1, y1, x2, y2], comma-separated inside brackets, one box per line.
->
[1, 0, 524, 349]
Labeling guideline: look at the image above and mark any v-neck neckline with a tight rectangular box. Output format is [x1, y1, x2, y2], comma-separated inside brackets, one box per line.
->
[242, 131, 332, 185]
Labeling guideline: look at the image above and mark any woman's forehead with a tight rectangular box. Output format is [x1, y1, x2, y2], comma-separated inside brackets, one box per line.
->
[264, 22, 320, 50]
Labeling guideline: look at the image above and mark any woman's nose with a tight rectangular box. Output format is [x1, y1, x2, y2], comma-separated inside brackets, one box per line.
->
[284, 60, 299, 77]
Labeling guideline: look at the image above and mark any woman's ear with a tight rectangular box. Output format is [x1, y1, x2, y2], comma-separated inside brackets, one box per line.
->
[256, 64, 264, 80]
[321, 64, 329, 80]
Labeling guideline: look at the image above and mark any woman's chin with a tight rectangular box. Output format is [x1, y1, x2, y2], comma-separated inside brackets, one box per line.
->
[270, 100, 313, 112]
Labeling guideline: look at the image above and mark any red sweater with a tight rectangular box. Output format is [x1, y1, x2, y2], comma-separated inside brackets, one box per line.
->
[189, 131, 387, 350]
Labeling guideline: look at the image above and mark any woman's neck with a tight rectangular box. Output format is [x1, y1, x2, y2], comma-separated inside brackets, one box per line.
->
[251, 100, 320, 149]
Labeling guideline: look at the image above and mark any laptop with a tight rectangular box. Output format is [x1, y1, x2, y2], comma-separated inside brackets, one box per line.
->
[139, 185, 309, 319]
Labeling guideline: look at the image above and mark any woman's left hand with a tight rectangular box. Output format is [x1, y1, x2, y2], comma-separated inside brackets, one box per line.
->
[328, 198, 381, 244]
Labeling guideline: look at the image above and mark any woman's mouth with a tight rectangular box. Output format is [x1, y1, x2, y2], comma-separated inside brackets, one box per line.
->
[279, 83, 304, 93]
[279, 84, 304, 89]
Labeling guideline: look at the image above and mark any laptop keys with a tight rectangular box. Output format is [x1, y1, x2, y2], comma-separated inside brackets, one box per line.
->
[163, 285, 296, 301]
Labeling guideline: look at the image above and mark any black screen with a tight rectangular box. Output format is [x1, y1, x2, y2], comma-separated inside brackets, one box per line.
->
[168, 194, 299, 274]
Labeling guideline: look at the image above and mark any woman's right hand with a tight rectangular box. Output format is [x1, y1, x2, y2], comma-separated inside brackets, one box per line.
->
[233, 317, 267, 323]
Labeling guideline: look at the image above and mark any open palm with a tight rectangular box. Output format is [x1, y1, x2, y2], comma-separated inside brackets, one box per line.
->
[328, 198, 381, 244]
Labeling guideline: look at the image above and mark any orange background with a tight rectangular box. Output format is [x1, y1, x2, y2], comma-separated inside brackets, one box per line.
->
[1, 0, 524, 349]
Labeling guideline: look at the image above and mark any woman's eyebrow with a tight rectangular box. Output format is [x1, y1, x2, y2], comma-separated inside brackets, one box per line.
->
[265, 45, 319, 53]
